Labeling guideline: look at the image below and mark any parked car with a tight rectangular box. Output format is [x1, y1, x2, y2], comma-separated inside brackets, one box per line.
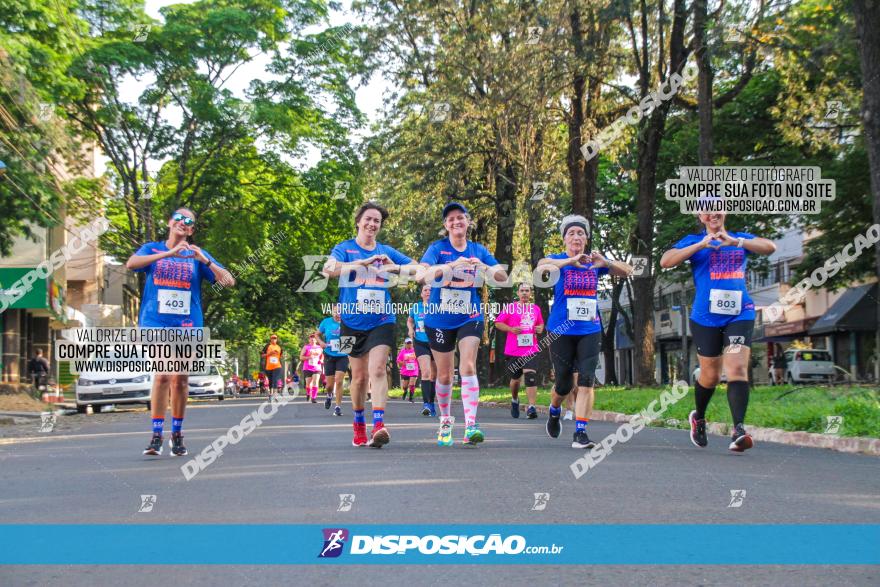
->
[187, 364, 225, 400]
[785, 349, 835, 384]
[75, 361, 152, 413]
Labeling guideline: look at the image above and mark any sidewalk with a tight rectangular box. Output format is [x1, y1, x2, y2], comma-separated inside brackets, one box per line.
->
[485, 401, 880, 457]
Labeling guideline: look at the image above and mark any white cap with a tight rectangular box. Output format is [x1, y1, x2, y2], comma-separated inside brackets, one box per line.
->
[560, 214, 590, 238]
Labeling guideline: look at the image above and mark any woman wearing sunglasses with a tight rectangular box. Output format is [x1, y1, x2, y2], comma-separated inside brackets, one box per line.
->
[127, 207, 234, 457]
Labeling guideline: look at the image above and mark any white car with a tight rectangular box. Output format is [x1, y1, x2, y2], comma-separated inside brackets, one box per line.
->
[785, 349, 835, 384]
[188, 365, 225, 400]
[75, 362, 152, 413]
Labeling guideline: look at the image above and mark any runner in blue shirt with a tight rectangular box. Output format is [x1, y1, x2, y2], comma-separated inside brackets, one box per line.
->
[323, 202, 422, 448]
[538, 215, 632, 449]
[127, 207, 234, 457]
[419, 202, 508, 447]
[407, 284, 437, 416]
[660, 209, 776, 452]
[317, 304, 348, 416]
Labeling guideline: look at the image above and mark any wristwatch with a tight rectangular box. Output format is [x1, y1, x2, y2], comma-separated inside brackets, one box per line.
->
[205, 259, 213, 268]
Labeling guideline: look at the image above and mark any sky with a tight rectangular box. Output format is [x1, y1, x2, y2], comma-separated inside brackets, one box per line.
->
[124, 0, 392, 175]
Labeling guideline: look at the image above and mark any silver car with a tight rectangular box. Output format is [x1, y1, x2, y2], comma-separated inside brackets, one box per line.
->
[187, 365, 225, 400]
[75, 361, 152, 413]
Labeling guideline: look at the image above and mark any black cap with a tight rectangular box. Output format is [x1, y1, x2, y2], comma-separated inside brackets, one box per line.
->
[442, 202, 468, 218]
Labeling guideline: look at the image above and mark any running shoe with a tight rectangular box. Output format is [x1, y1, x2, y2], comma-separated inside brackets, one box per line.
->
[421, 403, 431, 416]
[352, 422, 368, 447]
[324, 393, 332, 409]
[437, 417, 454, 447]
[546, 412, 561, 438]
[311, 396, 317, 403]
[408, 391, 414, 403]
[526, 406, 538, 419]
[689, 410, 708, 448]
[510, 400, 520, 419]
[368, 423, 390, 448]
[463, 424, 484, 445]
[170, 432, 187, 456]
[143, 434, 163, 456]
[563, 410, 574, 421]
[334, 405, 343, 417]
[571, 430, 595, 449]
[729, 424, 754, 452]
[428, 404, 436, 417]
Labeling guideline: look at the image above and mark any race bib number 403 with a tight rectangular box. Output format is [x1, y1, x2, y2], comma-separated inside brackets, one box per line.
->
[158, 289, 191, 315]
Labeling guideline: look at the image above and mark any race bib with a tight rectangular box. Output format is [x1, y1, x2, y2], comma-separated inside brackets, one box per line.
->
[416, 319, 425, 332]
[330, 339, 340, 352]
[709, 289, 742, 315]
[158, 289, 191, 315]
[356, 288, 384, 313]
[405, 362, 416, 371]
[440, 288, 471, 314]
[517, 333, 534, 347]
[567, 298, 596, 321]
[269, 356, 279, 365]
[309, 357, 319, 368]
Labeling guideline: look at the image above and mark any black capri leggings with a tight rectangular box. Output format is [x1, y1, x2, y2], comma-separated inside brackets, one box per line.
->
[550, 332, 602, 395]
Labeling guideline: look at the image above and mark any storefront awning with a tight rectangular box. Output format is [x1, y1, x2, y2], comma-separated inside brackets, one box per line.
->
[809, 283, 878, 336]
[755, 317, 818, 342]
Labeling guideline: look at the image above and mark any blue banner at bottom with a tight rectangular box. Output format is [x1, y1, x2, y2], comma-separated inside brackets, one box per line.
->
[1, 525, 878, 565]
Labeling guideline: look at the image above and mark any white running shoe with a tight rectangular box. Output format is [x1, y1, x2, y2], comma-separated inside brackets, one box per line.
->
[563, 410, 574, 421]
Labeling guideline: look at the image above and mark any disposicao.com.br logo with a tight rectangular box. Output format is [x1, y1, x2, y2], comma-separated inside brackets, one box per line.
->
[319, 529, 563, 558]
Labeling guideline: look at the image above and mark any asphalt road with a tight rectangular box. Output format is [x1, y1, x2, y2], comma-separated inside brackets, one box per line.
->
[1, 394, 878, 586]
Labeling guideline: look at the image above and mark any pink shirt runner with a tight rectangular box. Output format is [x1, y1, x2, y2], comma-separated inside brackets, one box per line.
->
[496, 302, 544, 357]
[302, 344, 323, 371]
[397, 348, 419, 377]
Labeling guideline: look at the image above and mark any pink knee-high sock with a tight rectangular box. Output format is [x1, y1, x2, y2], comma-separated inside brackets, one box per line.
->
[435, 381, 452, 420]
[461, 375, 480, 427]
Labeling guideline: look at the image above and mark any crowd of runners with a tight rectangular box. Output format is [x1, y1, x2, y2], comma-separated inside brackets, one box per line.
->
[129, 201, 775, 457]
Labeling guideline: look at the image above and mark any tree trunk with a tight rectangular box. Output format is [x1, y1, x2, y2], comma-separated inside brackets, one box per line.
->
[631, 112, 665, 386]
[602, 278, 625, 385]
[527, 191, 551, 386]
[630, 0, 689, 386]
[566, 4, 608, 226]
[493, 157, 517, 376]
[851, 0, 880, 381]
[693, 0, 713, 166]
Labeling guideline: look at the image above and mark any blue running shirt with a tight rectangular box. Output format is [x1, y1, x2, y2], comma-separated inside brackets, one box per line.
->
[672, 231, 756, 327]
[330, 239, 412, 331]
[133, 241, 223, 328]
[545, 252, 609, 336]
[420, 238, 499, 330]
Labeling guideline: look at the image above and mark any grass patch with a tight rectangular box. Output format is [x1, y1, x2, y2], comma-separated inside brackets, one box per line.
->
[466, 384, 880, 438]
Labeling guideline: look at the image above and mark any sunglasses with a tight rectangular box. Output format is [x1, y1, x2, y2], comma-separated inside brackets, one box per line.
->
[171, 212, 195, 227]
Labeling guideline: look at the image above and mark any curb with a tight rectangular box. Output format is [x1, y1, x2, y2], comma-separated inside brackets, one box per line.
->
[481, 401, 880, 457]
[0, 411, 46, 419]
